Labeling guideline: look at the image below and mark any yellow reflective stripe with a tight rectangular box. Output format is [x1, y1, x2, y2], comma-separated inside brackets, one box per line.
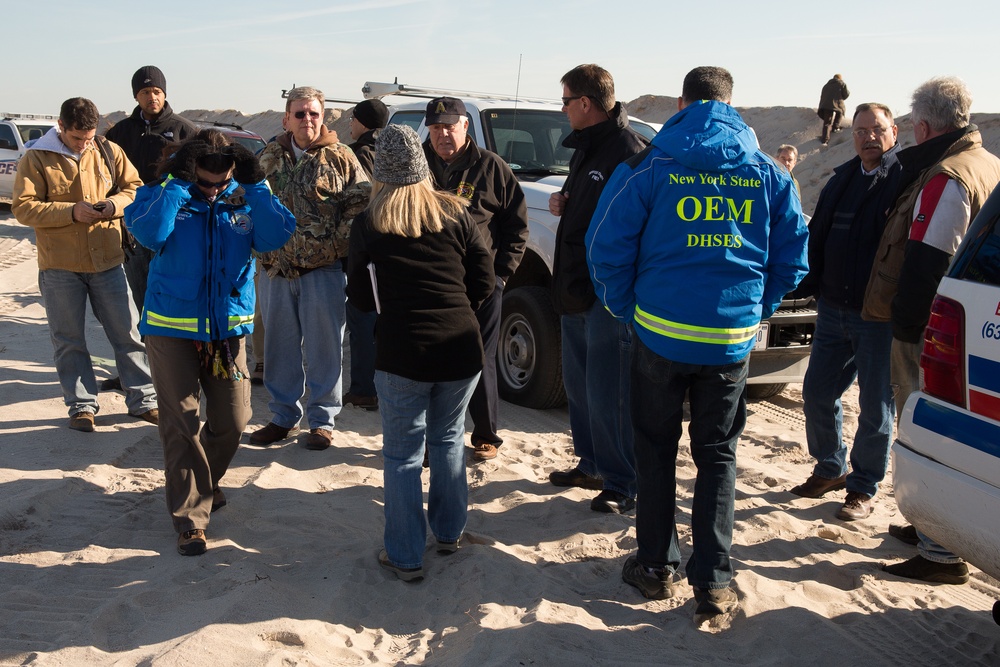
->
[634, 306, 758, 345]
[145, 310, 201, 333]
[228, 314, 254, 330]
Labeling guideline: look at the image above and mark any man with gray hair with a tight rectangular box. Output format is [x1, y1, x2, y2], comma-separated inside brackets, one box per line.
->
[251, 86, 370, 450]
[864, 76, 1000, 584]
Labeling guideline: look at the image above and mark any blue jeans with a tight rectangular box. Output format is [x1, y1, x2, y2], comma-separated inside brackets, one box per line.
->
[560, 301, 636, 497]
[38, 267, 156, 416]
[346, 301, 377, 397]
[258, 264, 346, 430]
[631, 336, 747, 590]
[803, 300, 895, 497]
[376, 370, 480, 569]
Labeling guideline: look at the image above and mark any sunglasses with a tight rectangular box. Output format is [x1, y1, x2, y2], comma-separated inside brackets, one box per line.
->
[561, 96, 583, 106]
[293, 110, 322, 120]
[197, 177, 232, 189]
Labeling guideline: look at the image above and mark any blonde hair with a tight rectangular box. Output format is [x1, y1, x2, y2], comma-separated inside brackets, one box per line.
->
[368, 178, 468, 238]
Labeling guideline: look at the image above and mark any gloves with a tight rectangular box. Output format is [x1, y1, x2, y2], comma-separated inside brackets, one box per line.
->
[228, 143, 265, 184]
[169, 140, 208, 183]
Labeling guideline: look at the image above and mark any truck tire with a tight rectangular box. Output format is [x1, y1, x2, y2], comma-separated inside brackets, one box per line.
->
[497, 286, 566, 409]
[747, 383, 788, 400]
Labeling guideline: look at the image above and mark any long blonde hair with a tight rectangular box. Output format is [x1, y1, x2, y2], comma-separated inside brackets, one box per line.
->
[368, 177, 469, 238]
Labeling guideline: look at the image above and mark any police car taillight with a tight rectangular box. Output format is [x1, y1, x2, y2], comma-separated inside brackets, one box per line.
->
[920, 296, 966, 408]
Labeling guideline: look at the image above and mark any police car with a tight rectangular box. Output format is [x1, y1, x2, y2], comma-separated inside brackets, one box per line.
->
[892, 185, 1000, 618]
[365, 81, 816, 408]
[0, 113, 57, 203]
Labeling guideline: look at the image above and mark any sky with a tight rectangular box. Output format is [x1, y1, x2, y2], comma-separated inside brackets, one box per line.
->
[6, 0, 1000, 118]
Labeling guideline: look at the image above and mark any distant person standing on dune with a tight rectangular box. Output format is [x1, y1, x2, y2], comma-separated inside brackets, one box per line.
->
[818, 74, 850, 146]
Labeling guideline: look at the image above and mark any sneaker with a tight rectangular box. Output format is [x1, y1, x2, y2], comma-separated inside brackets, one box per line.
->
[177, 529, 207, 556]
[693, 586, 739, 618]
[305, 428, 333, 451]
[590, 489, 636, 514]
[100, 376, 122, 392]
[621, 555, 672, 600]
[836, 492, 874, 521]
[251, 362, 264, 385]
[68, 411, 95, 432]
[436, 538, 461, 555]
[343, 392, 379, 411]
[378, 549, 424, 582]
[249, 422, 300, 446]
[211, 487, 227, 513]
[130, 409, 159, 425]
[472, 441, 498, 461]
[549, 467, 604, 490]
[883, 555, 970, 585]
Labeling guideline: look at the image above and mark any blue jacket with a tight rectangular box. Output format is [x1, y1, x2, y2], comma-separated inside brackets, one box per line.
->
[586, 100, 809, 366]
[125, 176, 295, 341]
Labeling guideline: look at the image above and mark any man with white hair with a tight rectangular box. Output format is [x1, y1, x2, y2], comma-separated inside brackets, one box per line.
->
[864, 76, 1000, 584]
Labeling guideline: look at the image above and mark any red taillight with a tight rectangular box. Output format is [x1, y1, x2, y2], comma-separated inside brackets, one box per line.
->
[920, 295, 966, 407]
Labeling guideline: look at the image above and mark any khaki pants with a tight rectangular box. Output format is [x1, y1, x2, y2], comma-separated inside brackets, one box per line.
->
[146, 335, 251, 533]
[891, 337, 923, 423]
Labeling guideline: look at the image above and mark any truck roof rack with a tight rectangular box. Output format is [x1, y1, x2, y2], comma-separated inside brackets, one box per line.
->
[279, 85, 359, 107]
[361, 79, 558, 105]
[1, 113, 58, 121]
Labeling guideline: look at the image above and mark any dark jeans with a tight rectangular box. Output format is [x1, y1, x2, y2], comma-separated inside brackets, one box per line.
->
[631, 336, 747, 590]
[123, 243, 155, 315]
[346, 300, 377, 397]
[818, 108, 842, 144]
[469, 278, 503, 447]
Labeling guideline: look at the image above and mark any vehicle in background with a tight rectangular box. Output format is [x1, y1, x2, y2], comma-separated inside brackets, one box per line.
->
[199, 122, 266, 154]
[0, 113, 57, 203]
[892, 186, 1000, 624]
[365, 81, 815, 408]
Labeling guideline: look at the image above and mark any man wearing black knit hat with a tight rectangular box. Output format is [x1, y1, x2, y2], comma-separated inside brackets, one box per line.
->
[105, 66, 196, 326]
[348, 99, 388, 178]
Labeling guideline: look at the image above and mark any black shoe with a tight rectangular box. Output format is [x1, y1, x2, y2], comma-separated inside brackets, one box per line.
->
[211, 488, 227, 513]
[249, 422, 300, 446]
[883, 555, 969, 584]
[790, 473, 847, 498]
[549, 467, 604, 490]
[888, 523, 919, 546]
[693, 587, 739, 619]
[343, 392, 379, 411]
[621, 555, 672, 600]
[590, 489, 635, 514]
[100, 376, 122, 392]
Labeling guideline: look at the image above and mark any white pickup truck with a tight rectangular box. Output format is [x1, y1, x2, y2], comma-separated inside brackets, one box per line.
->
[363, 82, 816, 409]
[0, 113, 57, 203]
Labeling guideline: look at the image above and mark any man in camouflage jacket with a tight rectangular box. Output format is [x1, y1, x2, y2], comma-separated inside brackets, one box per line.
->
[250, 86, 370, 451]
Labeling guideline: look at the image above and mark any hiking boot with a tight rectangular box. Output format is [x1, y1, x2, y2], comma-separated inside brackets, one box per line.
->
[621, 555, 673, 600]
[549, 467, 604, 490]
[883, 555, 970, 585]
[68, 411, 95, 432]
[378, 549, 424, 582]
[177, 529, 207, 556]
[249, 422, 300, 446]
[836, 492, 874, 521]
[130, 409, 159, 425]
[305, 428, 333, 451]
[343, 392, 379, 411]
[790, 473, 847, 498]
[590, 489, 635, 514]
[693, 586, 739, 618]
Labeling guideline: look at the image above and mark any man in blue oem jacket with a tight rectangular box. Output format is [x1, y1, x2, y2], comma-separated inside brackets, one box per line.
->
[587, 66, 808, 624]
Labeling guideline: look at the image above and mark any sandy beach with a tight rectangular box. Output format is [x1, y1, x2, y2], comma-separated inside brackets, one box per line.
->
[2, 196, 999, 663]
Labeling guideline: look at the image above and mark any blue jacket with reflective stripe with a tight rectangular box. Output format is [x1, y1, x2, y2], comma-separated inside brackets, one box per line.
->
[586, 100, 809, 365]
[125, 177, 295, 341]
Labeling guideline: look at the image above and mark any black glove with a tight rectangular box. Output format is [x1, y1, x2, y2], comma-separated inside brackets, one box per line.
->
[228, 143, 265, 184]
[170, 140, 209, 183]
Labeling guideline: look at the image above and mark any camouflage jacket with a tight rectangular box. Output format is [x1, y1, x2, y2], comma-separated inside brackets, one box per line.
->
[257, 126, 370, 278]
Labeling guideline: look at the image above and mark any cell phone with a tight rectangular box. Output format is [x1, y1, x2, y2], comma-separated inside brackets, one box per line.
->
[92, 202, 107, 211]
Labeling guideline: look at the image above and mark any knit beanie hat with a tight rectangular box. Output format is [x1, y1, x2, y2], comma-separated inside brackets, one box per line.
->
[373, 124, 429, 185]
[353, 99, 388, 130]
[132, 66, 167, 97]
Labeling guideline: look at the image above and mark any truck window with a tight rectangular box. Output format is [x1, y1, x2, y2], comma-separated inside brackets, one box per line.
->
[483, 109, 572, 175]
[0, 124, 16, 149]
[18, 124, 50, 144]
[961, 219, 1000, 287]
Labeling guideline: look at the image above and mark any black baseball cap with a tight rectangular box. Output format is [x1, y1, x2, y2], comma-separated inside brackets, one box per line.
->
[425, 97, 467, 125]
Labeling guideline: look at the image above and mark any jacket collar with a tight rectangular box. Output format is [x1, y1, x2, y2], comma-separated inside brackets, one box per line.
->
[562, 102, 631, 151]
[276, 124, 340, 157]
[130, 100, 177, 127]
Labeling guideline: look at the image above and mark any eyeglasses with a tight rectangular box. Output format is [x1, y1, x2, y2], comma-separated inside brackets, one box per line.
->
[293, 110, 322, 120]
[197, 177, 231, 189]
[853, 126, 892, 139]
[561, 96, 583, 107]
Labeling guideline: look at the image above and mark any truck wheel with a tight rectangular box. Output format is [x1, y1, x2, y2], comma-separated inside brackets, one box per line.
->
[747, 383, 788, 400]
[497, 286, 566, 409]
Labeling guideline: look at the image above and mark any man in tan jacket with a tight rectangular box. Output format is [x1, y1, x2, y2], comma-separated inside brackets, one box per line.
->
[13, 97, 157, 432]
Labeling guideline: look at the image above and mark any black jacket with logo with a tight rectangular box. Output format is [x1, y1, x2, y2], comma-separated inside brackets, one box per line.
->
[424, 139, 528, 280]
[105, 101, 197, 183]
[552, 103, 647, 314]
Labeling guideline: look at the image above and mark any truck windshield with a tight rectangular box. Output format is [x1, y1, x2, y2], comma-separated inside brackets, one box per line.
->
[482, 109, 573, 176]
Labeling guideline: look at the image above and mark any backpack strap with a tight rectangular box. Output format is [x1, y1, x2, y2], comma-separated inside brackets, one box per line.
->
[94, 136, 122, 197]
